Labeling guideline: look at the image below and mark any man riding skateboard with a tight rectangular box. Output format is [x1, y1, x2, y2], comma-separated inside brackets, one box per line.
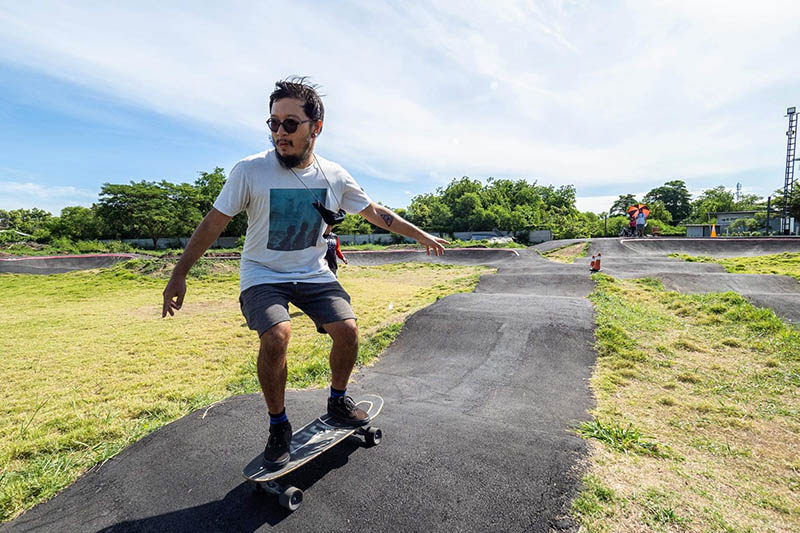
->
[161, 77, 448, 469]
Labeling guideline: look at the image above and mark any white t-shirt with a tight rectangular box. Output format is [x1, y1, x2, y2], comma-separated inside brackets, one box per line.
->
[214, 150, 372, 290]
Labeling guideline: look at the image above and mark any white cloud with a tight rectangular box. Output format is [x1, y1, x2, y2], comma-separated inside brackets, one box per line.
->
[0, 181, 97, 214]
[0, 1, 798, 205]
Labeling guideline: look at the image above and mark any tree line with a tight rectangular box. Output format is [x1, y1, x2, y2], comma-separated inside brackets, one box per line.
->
[608, 179, 800, 235]
[2, 168, 799, 247]
[0, 168, 245, 249]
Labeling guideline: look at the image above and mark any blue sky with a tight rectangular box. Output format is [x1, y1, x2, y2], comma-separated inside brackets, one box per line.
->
[1, 1, 798, 216]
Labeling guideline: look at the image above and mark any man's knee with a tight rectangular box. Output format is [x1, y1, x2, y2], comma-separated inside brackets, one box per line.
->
[260, 321, 291, 355]
[326, 319, 358, 347]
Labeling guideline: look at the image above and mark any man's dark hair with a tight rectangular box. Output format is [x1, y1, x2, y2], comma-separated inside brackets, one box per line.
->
[269, 76, 324, 122]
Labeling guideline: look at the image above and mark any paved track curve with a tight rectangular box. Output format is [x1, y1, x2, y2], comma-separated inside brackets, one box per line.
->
[0, 254, 138, 274]
[5, 238, 799, 532]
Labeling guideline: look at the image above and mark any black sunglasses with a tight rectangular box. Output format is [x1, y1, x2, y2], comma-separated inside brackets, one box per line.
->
[267, 117, 314, 134]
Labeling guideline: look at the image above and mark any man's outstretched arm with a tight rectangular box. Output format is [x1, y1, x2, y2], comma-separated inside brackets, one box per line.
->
[358, 202, 449, 256]
[162, 208, 232, 317]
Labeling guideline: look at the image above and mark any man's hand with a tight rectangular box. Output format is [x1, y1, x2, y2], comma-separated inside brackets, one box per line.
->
[162, 276, 187, 317]
[159, 208, 232, 318]
[417, 232, 449, 256]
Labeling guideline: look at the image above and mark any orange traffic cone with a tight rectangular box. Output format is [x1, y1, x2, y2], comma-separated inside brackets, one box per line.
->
[590, 253, 602, 272]
[710, 224, 717, 238]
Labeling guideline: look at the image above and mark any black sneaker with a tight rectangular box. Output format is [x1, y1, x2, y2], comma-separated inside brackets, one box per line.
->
[327, 396, 370, 426]
[263, 421, 292, 469]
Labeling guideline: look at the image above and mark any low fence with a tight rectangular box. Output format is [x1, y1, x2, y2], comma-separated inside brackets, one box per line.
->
[115, 229, 554, 249]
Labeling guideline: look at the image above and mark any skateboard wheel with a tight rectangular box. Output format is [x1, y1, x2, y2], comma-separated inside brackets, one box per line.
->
[279, 486, 303, 511]
[365, 427, 382, 446]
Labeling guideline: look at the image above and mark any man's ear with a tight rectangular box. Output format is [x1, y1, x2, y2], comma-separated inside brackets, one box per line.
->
[313, 121, 323, 137]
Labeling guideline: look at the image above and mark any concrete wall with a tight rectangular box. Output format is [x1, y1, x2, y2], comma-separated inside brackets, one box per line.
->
[686, 226, 710, 238]
[114, 236, 239, 249]
[527, 230, 553, 244]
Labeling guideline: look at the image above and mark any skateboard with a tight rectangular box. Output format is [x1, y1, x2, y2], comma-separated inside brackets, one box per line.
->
[242, 394, 384, 511]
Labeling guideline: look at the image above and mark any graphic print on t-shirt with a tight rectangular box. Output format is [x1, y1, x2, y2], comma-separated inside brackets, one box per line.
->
[267, 188, 326, 251]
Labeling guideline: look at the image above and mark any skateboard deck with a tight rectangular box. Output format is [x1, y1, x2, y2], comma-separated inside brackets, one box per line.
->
[242, 394, 383, 511]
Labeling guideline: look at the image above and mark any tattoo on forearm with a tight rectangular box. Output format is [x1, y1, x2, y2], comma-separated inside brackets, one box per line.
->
[380, 213, 394, 227]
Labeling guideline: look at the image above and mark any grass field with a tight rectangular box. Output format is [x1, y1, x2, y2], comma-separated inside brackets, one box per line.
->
[670, 252, 800, 283]
[574, 273, 800, 531]
[0, 259, 490, 522]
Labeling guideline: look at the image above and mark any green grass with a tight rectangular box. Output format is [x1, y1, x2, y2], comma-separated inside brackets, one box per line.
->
[0, 239, 138, 256]
[670, 251, 800, 282]
[577, 419, 673, 459]
[0, 260, 491, 522]
[541, 241, 589, 263]
[574, 273, 800, 531]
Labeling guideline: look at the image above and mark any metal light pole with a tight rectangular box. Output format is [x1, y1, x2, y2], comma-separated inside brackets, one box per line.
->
[766, 196, 771, 235]
[781, 107, 798, 234]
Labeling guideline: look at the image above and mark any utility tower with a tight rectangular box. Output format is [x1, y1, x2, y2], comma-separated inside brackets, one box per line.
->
[735, 182, 742, 203]
[782, 107, 798, 234]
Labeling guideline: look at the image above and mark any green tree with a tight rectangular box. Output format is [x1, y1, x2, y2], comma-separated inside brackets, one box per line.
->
[407, 176, 569, 235]
[454, 192, 483, 230]
[690, 186, 735, 222]
[406, 193, 453, 233]
[537, 184, 577, 212]
[334, 213, 371, 236]
[49, 206, 102, 240]
[97, 180, 203, 249]
[643, 180, 692, 222]
[734, 193, 763, 211]
[429, 202, 454, 234]
[609, 194, 638, 216]
[195, 167, 226, 213]
[441, 176, 483, 209]
[0, 208, 52, 235]
[647, 200, 672, 224]
[771, 180, 800, 225]
[195, 167, 248, 237]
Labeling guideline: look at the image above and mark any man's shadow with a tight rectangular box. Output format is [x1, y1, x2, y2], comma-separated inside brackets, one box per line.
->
[97, 437, 365, 532]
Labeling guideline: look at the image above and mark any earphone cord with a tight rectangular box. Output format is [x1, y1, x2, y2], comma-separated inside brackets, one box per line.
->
[288, 154, 343, 208]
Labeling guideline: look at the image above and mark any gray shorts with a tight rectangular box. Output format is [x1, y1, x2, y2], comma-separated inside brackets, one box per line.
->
[239, 282, 355, 337]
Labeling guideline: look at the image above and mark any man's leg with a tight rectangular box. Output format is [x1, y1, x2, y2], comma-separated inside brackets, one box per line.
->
[324, 319, 359, 389]
[258, 321, 294, 468]
[323, 318, 370, 425]
[258, 321, 292, 413]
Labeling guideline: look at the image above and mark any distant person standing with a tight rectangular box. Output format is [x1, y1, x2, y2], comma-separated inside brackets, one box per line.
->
[324, 230, 347, 276]
[636, 211, 646, 237]
[628, 215, 637, 237]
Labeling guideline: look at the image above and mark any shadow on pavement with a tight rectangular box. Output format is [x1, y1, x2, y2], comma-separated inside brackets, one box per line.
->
[97, 438, 363, 533]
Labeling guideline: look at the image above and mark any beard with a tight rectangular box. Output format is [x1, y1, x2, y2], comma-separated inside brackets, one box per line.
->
[272, 134, 314, 169]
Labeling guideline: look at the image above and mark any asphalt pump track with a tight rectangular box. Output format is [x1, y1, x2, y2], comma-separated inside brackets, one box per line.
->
[3, 239, 799, 532]
[0, 254, 138, 275]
